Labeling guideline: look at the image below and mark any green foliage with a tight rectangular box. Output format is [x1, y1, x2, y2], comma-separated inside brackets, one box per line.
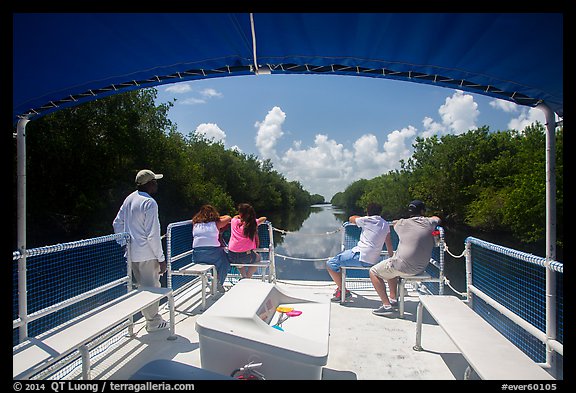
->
[15, 89, 315, 247]
[15, 87, 563, 251]
[332, 123, 563, 247]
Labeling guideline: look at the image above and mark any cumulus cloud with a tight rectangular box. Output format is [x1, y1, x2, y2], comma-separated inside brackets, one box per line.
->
[279, 134, 355, 198]
[438, 90, 479, 134]
[194, 123, 226, 143]
[489, 98, 519, 113]
[253, 92, 481, 200]
[255, 106, 286, 161]
[507, 107, 546, 131]
[421, 90, 479, 137]
[488, 98, 547, 131]
[253, 105, 422, 199]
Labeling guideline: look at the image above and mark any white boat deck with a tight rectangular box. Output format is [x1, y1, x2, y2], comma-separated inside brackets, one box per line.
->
[69, 280, 468, 380]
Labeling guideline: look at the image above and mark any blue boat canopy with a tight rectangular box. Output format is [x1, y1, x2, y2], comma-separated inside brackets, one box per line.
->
[13, 13, 563, 125]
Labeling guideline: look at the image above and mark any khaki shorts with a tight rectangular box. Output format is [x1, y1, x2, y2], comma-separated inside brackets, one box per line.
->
[369, 258, 413, 280]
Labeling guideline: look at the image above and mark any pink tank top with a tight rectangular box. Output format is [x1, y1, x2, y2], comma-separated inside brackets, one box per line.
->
[228, 217, 258, 252]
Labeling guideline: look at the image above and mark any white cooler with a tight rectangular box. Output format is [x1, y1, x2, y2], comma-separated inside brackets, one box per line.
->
[195, 279, 330, 379]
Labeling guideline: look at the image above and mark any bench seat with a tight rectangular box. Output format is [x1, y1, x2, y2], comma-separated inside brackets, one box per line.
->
[13, 287, 175, 380]
[414, 295, 554, 380]
[340, 264, 441, 318]
[171, 262, 217, 310]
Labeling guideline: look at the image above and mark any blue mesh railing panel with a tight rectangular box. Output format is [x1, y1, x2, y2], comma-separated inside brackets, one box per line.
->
[466, 237, 563, 363]
[166, 220, 273, 289]
[227, 222, 272, 283]
[12, 234, 129, 347]
[341, 222, 443, 293]
[166, 220, 196, 292]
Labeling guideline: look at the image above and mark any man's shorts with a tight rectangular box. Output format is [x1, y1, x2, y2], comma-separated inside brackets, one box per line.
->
[326, 249, 373, 273]
[369, 257, 414, 280]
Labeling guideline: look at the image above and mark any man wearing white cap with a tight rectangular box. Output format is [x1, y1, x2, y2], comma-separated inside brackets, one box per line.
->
[113, 169, 168, 332]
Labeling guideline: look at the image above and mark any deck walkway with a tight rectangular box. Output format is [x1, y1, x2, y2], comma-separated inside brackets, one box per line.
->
[68, 280, 468, 380]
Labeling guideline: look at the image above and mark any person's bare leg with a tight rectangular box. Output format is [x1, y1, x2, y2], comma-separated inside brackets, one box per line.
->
[387, 277, 399, 302]
[240, 266, 248, 278]
[327, 267, 343, 291]
[370, 270, 391, 306]
[246, 265, 258, 278]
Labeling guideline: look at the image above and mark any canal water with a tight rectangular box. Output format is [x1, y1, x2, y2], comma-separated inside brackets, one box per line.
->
[266, 204, 470, 294]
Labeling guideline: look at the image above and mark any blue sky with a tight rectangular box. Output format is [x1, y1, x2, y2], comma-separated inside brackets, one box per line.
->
[155, 74, 546, 201]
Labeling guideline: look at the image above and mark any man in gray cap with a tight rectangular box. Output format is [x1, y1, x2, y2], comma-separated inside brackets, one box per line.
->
[369, 200, 441, 317]
[113, 169, 168, 332]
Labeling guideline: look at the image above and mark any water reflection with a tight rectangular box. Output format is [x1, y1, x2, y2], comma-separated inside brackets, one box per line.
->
[268, 205, 345, 281]
[263, 204, 557, 295]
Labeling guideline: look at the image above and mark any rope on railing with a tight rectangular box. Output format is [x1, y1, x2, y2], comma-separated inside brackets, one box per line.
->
[274, 253, 333, 262]
[443, 278, 468, 297]
[272, 226, 342, 236]
[444, 244, 466, 259]
[275, 279, 335, 287]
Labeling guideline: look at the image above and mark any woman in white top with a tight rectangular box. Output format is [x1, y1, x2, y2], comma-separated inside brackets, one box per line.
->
[192, 205, 232, 293]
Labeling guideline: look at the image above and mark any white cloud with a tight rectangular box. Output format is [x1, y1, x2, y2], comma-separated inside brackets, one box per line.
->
[421, 116, 444, 138]
[181, 97, 206, 105]
[438, 90, 479, 134]
[252, 93, 480, 200]
[279, 134, 355, 198]
[420, 90, 479, 137]
[507, 107, 546, 131]
[489, 98, 519, 113]
[194, 123, 226, 143]
[254, 105, 421, 200]
[200, 88, 223, 98]
[255, 106, 286, 161]
[164, 83, 222, 105]
[165, 83, 192, 93]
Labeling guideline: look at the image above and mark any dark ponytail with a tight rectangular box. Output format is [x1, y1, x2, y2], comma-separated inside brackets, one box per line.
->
[238, 203, 257, 240]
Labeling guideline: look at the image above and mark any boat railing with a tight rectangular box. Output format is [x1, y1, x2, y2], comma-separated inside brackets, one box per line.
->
[12, 233, 132, 378]
[165, 220, 275, 295]
[11, 225, 564, 378]
[341, 221, 445, 295]
[464, 237, 563, 373]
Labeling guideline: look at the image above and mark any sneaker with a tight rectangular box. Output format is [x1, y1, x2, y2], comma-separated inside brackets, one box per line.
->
[389, 299, 399, 309]
[331, 288, 352, 302]
[217, 283, 226, 294]
[146, 319, 169, 332]
[372, 305, 397, 317]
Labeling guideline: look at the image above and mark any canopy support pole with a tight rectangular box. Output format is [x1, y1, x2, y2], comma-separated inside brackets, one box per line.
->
[536, 103, 557, 375]
[16, 117, 29, 340]
[249, 13, 270, 75]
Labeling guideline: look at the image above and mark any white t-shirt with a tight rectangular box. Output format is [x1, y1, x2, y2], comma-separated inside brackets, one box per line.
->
[192, 221, 221, 248]
[112, 190, 165, 263]
[352, 215, 389, 264]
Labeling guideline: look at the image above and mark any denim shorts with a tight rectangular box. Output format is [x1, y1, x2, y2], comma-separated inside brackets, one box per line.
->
[326, 249, 373, 273]
[228, 250, 261, 265]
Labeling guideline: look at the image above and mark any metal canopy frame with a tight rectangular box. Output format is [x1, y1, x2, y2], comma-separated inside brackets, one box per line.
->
[14, 14, 562, 359]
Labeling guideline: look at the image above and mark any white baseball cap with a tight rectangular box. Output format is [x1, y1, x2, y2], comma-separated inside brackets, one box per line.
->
[135, 169, 163, 185]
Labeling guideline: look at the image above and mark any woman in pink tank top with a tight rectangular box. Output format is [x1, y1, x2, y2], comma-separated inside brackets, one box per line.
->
[228, 203, 267, 278]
